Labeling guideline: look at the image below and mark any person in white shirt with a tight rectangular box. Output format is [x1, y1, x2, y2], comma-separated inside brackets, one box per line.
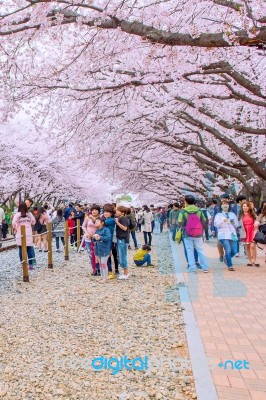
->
[214, 200, 239, 271]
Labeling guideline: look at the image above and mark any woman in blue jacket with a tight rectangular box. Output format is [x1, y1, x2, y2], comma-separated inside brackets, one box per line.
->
[93, 218, 112, 283]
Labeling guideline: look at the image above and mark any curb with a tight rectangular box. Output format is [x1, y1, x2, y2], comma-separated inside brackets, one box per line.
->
[169, 234, 218, 400]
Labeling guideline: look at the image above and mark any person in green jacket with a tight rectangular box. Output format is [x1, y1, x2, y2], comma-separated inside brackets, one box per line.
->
[178, 195, 208, 273]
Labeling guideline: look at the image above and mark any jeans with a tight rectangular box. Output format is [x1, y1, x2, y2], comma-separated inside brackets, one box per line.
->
[130, 231, 138, 248]
[137, 223, 142, 232]
[204, 227, 209, 241]
[170, 225, 178, 241]
[2, 222, 8, 239]
[85, 241, 99, 272]
[107, 242, 119, 272]
[183, 237, 208, 271]
[70, 234, 75, 245]
[154, 221, 160, 234]
[134, 253, 151, 266]
[117, 238, 128, 269]
[143, 231, 152, 246]
[219, 239, 238, 268]
[0, 225, 2, 248]
[182, 239, 199, 265]
[151, 220, 155, 233]
[18, 246, 35, 266]
[56, 236, 65, 249]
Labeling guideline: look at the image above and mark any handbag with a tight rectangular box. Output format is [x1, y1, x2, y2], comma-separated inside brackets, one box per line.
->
[175, 228, 182, 244]
[254, 230, 266, 245]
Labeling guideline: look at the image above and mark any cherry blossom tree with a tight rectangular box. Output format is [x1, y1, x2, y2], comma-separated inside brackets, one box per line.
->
[0, 1, 265, 204]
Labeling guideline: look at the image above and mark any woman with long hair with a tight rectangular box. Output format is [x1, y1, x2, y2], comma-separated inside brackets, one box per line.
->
[142, 205, 153, 246]
[35, 206, 49, 252]
[214, 200, 239, 271]
[12, 202, 36, 269]
[239, 201, 260, 267]
[52, 208, 65, 252]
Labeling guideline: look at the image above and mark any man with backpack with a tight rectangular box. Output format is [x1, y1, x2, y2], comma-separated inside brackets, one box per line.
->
[178, 195, 208, 273]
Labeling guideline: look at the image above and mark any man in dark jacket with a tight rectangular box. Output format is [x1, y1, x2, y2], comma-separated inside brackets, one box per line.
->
[63, 203, 75, 220]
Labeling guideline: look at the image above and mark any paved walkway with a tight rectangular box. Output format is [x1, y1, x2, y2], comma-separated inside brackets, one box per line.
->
[174, 238, 266, 400]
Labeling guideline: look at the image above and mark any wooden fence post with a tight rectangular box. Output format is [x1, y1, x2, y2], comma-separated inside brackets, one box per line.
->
[64, 220, 69, 260]
[21, 225, 29, 282]
[47, 222, 53, 269]
[77, 219, 81, 250]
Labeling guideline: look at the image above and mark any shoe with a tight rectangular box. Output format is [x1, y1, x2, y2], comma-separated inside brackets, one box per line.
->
[235, 253, 240, 257]
[147, 263, 156, 267]
[219, 256, 224, 262]
[91, 271, 98, 276]
[107, 272, 115, 280]
[96, 270, 101, 276]
[38, 249, 42, 252]
[119, 273, 130, 280]
[115, 270, 119, 275]
[247, 263, 253, 266]
[203, 269, 209, 273]
[56, 249, 59, 252]
[187, 268, 197, 274]
[44, 250, 48, 253]
[253, 263, 260, 267]
[128, 245, 131, 249]
[29, 266, 34, 270]
[135, 247, 139, 250]
[196, 262, 202, 269]
[228, 267, 235, 271]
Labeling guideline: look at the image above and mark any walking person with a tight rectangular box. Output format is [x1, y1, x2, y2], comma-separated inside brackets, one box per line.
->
[178, 195, 208, 273]
[239, 201, 260, 267]
[214, 200, 239, 271]
[142, 205, 153, 246]
[153, 207, 161, 234]
[115, 206, 130, 279]
[136, 208, 144, 232]
[169, 202, 180, 241]
[12, 202, 36, 270]
[127, 207, 138, 250]
[52, 208, 65, 252]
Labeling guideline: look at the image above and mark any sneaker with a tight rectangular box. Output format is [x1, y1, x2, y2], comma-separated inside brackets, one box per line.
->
[203, 269, 209, 273]
[38, 249, 42, 252]
[196, 262, 202, 269]
[91, 271, 98, 276]
[44, 250, 48, 253]
[115, 270, 119, 275]
[119, 273, 130, 280]
[128, 245, 132, 249]
[187, 267, 197, 274]
[219, 256, 224, 262]
[235, 253, 240, 257]
[56, 249, 59, 252]
[147, 263, 156, 267]
[29, 266, 34, 270]
[96, 270, 101, 276]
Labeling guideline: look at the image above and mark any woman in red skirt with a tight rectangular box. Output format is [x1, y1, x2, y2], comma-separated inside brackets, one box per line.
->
[239, 201, 260, 267]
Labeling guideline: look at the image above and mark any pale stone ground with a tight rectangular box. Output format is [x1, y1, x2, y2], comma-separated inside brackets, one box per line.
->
[0, 232, 197, 400]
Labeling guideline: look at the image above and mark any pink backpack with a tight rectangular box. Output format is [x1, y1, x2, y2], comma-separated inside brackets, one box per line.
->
[185, 212, 203, 237]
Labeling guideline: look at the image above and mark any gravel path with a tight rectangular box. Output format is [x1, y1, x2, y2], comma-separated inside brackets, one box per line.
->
[0, 232, 196, 400]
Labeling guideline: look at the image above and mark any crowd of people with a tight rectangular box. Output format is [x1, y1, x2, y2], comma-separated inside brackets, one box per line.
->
[0, 193, 265, 277]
